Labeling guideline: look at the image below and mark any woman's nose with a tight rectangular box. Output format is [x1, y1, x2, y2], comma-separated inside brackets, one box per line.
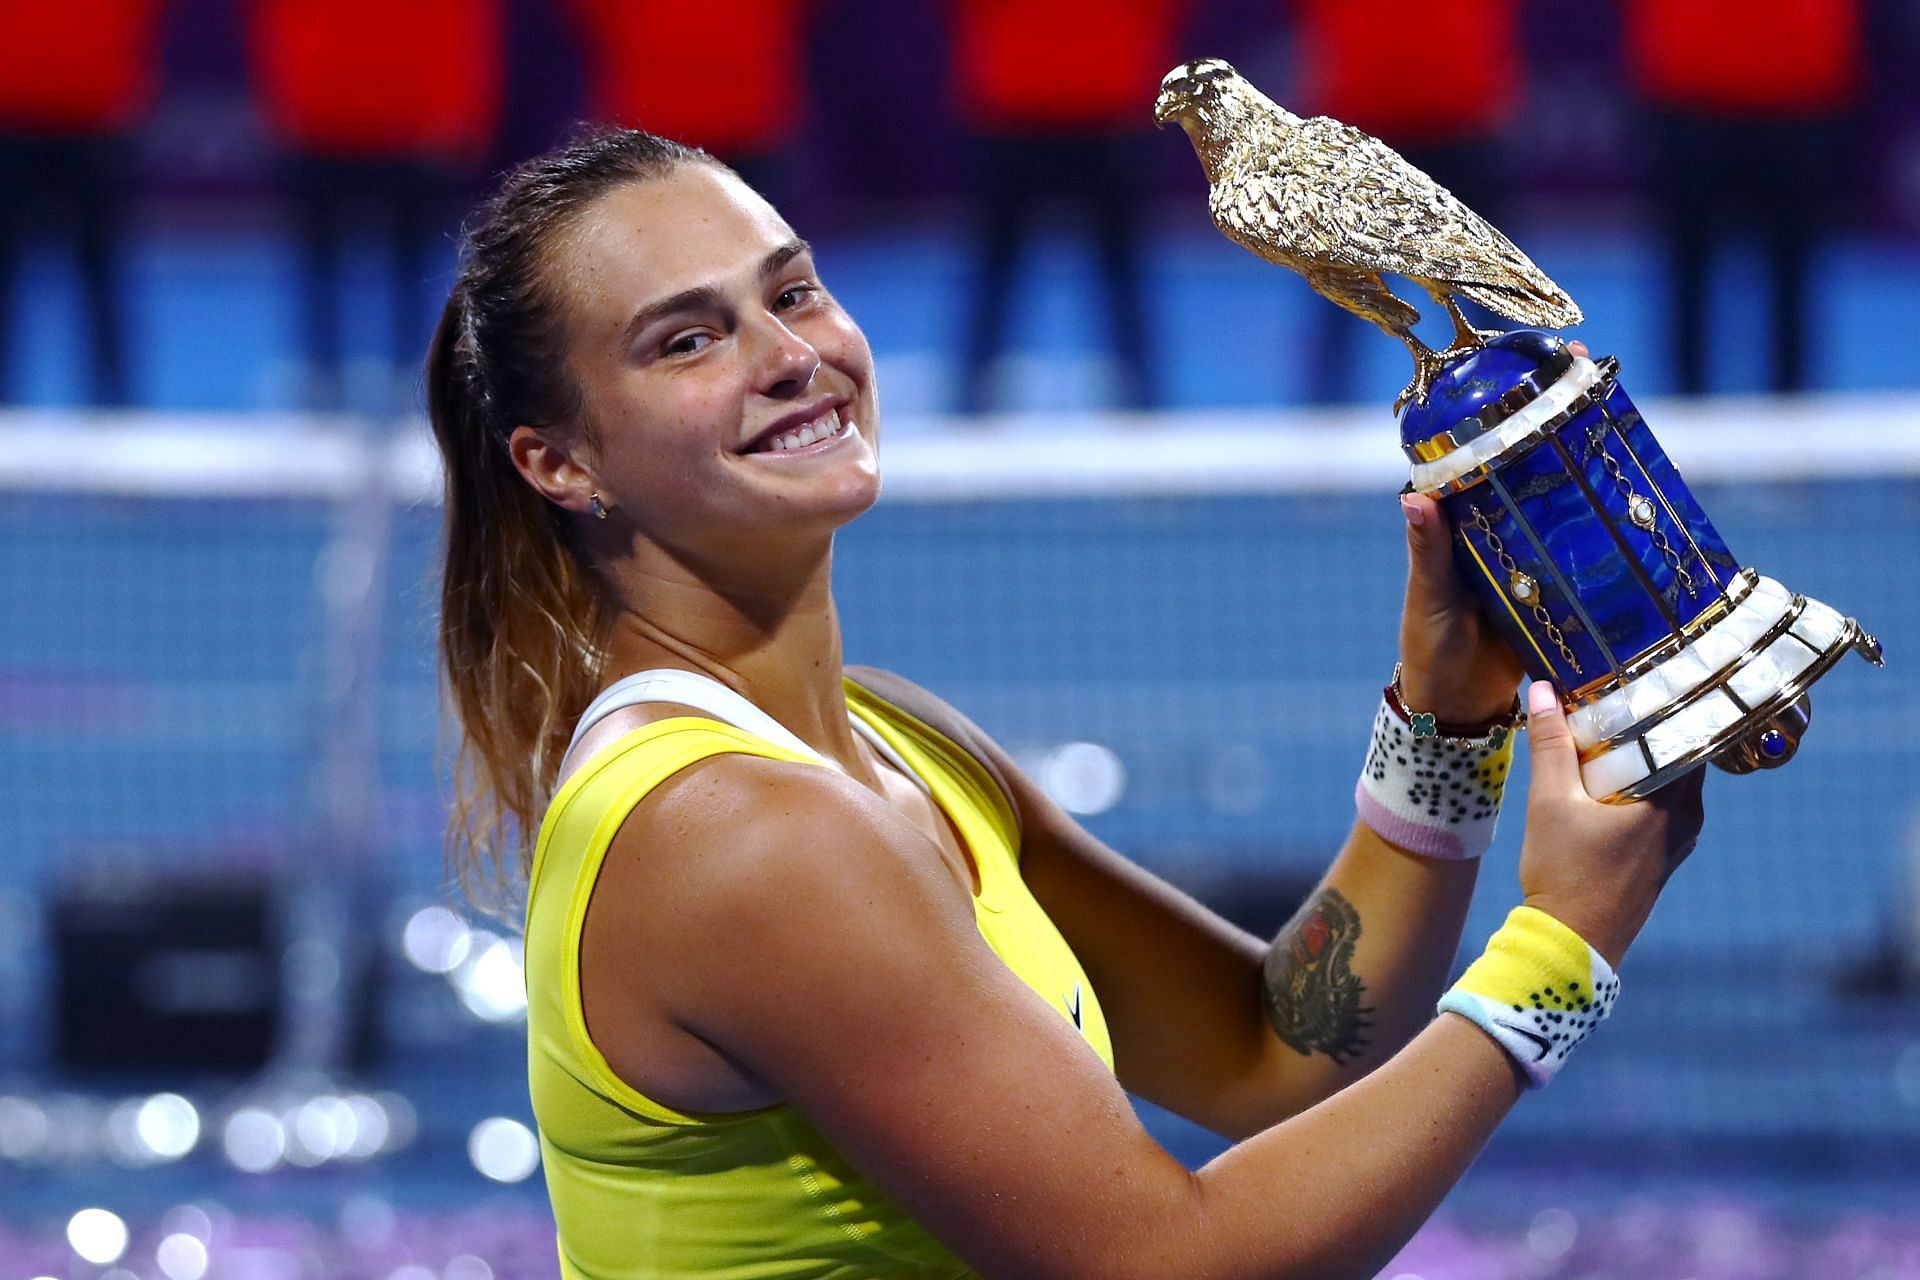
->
[750, 313, 820, 395]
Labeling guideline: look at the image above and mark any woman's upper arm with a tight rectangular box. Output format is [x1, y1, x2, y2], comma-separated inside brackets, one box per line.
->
[845, 667, 1308, 1133]
[624, 759, 1205, 1280]
[1000, 763, 1335, 1135]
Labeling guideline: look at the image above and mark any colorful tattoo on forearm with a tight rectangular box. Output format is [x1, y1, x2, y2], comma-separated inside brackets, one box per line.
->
[1263, 887, 1372, 1064]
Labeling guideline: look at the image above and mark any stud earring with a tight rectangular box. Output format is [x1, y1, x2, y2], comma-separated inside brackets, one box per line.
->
[589, 492, 607, 520]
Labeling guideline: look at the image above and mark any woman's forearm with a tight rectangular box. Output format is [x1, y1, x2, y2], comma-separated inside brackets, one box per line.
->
[1251, 819, 1480, 1117]
[1174, 1013, 1524, 1280]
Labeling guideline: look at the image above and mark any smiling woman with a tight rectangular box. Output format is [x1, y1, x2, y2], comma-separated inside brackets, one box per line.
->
[501, 168, 881, 584]
[426, 127, 1704, 1280]
[430, 134, 880, 897]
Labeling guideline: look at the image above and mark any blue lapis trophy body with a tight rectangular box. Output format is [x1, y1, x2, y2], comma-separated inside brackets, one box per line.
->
[1402, 332, 1882, 800]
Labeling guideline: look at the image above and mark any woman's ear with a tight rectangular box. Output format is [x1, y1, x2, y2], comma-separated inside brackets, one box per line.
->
[507, 425, 598, 516]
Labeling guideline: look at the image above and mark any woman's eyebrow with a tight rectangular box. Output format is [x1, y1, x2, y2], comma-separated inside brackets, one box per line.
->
[623, 284, 722, 345]
[759, 238, 812, 279]
[622, 240, 815, 345]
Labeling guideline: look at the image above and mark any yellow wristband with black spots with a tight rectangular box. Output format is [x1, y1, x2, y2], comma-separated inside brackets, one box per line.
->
[1437, 905, 1619, 1088]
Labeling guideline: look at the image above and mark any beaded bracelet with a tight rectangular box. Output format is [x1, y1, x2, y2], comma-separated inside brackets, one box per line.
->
[1355, 667, 1519, 861]
[1437, 905, 1620, 1088]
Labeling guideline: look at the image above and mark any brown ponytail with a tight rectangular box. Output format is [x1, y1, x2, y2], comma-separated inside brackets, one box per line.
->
[427, 128, 711, 907]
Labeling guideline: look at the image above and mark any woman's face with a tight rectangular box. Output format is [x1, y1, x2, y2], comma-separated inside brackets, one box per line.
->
[554, 164, 880, 557]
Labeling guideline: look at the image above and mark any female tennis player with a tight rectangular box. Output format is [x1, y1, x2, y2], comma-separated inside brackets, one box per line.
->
[428, 129, 1705, 1280]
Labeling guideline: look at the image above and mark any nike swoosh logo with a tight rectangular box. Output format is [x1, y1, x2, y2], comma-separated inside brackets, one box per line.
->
[1066, 982, 1083, 1031]
[1491, 1017, 1551, 1060]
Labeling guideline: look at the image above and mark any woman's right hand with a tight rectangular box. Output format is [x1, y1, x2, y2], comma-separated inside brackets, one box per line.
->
[1515, 681, 1706, 965]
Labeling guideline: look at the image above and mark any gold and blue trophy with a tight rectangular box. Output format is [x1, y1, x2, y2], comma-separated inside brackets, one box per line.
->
[1402, 333, 1880, 798]
[1156, 58, 1883, 800]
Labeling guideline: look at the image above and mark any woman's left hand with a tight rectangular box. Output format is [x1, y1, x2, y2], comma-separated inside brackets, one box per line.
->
[1395, 339, 1589, 725]
[1395, 489, 1524, 725]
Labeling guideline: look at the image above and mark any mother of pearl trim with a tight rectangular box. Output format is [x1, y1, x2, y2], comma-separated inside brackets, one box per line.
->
[1567, 576, 1795, 752]
[1410, 356, 1603, 494]
[1574, 580, 1855, 800]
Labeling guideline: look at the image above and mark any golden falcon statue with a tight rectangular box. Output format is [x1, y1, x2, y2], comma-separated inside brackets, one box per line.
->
[1152, 58, 1583, 408]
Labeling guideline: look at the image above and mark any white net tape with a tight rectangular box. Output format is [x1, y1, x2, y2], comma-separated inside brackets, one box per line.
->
[8, 393, 1920, 502]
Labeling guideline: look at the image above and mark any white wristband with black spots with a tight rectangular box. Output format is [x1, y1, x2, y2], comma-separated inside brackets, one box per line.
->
[1355, 694, 1515, 860]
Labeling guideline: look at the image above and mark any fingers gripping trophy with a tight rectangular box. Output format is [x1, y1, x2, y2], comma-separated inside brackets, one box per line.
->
[1155, 58, 1883, 801]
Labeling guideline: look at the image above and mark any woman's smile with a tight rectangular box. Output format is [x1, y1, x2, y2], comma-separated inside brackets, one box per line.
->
[736, 396, 846, 452]
[738, 403, 859, 458]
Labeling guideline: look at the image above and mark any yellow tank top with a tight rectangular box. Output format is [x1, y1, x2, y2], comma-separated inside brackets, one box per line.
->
[524, 678, 1115, 1280]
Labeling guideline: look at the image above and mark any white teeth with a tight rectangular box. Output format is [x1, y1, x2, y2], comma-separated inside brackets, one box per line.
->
[755, 408, 847, 454]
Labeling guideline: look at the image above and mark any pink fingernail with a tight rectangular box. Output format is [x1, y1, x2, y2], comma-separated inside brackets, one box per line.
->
[1528, 681, 1557, 715]
[1399, 494, 1426, 527]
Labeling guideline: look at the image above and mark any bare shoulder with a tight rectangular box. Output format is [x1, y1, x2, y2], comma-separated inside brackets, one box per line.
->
[574, 742, 982, 1111]
[588, 743, 977, 1009]
[603, 743, 922, 899]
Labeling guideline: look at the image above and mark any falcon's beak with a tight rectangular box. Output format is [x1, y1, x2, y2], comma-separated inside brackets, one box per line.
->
[1151, 89, 1182, 126]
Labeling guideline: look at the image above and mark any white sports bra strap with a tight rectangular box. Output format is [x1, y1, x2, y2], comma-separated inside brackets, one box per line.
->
[564, 668, 927, 792]
[567, 669, 828, 765]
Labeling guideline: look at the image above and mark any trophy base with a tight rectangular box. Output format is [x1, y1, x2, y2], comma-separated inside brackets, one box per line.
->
[1568, 571, 1883, 803]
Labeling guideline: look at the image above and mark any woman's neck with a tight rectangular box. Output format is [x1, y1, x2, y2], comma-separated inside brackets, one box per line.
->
[596, 540, 870, 777]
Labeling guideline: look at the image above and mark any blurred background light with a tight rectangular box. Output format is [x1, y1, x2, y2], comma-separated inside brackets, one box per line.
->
[136, 1093, 202, 1160]
[443, 1255, 494, 1280]
[105, 1098, 150, 1166]
[221, 1108, 285, 1174]
[283, 937, 342, 1000]
[160, 1204, 215, 1244]
[402, 905, 472, 974]
[455, 935, 528, 1023]
[279, 1103, 327, 1167]
[1038, 742, 1128, 815]
[67, 1207, 129, 1264]
[468, 1117, 540, 1184]
[0, 1095, 49, 1160]
[341, 1094, 391, 1158]
[155, 1232, 210, 1280]
[1527, 1207, 1578, 1262]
